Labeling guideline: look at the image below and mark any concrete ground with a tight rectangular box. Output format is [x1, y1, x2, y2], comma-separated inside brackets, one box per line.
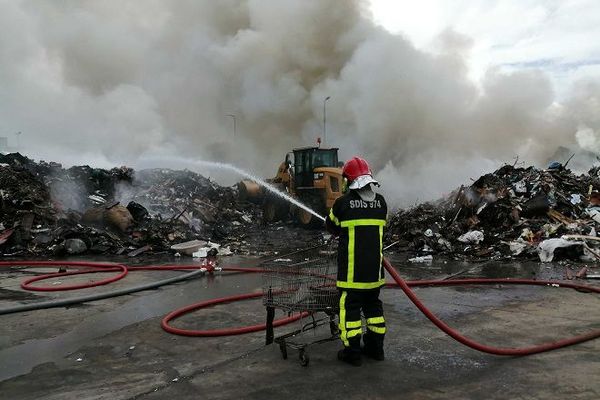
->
[1, 257, 599, 400]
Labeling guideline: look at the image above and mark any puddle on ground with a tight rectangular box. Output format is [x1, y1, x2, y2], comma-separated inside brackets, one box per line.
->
[0, 256, 263, 381]
[0, 255, 578, 381]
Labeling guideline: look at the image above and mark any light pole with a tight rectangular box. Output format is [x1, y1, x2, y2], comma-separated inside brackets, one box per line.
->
[323, 96, 331, 146]
[225, 114, 236, 138]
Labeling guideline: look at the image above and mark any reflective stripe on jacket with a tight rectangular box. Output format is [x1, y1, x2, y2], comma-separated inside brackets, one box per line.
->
[326, 190, 387, 289]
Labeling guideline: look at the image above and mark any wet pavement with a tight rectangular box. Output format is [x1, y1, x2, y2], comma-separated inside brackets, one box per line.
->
[1, 255, 599, 399]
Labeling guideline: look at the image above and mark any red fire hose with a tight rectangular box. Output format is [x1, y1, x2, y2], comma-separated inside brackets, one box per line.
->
[21, 265, 128, 291]
[161, 292, 308, 337]
[161, 260, 600, 356]
[0, 261, 129, 291]
[382, 259, 600, 355]
[3, 259, 600, 356]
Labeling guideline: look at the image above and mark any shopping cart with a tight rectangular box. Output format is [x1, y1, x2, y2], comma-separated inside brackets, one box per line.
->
[262, 243, 339, 366]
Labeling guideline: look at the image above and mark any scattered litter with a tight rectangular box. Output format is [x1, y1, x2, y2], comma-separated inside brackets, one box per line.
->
[508, 240, 528, 256]
[547, 161, 562, 171]
[128, 245, 152, 257]
[514, 180, 527, 193]
[170, 240, 208, 256]
[0, 229, 14, 245]
[586, 208, 600, 224]
[192, 242, 220, 258]
[63, 238, 88, 255]
[437, 238, 452, 251]
[538, 238, 583, 262]
[408, 255, 433, 263]
[88, 195, 106, 205]
[458, 231, 484, 245]
[219, 246, 233, 256]
[383, 240, 400, 251]
[576, 267, 588, 278]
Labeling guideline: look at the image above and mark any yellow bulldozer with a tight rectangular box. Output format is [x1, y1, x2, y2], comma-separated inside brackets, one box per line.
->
[238, 146, 344, 226]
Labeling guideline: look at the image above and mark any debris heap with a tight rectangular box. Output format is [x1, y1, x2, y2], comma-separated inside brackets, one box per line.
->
[386, 164, 600, 263]
[0, 153, 261, 257]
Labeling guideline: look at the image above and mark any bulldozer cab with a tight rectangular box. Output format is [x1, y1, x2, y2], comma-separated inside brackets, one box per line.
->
[292, 147, 338, 188]
[243, 146, 342, 226]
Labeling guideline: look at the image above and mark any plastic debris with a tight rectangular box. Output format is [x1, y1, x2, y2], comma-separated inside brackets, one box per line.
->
[508, 240, 528, 256]
[63, 238, 88, 255]
[537, 238, 583, 262]
[458, 231, 484, 244]
[586, 208, 600, 224]
[192, 242, 221, 258]
[170, 240, 208, 256]
[408, 255, 433, 263]
[547, 161, 563, 170]
[88, 195, 106, 205]
[514, 180, 527, 193]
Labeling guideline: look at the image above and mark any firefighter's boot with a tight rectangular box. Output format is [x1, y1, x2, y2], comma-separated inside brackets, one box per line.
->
[337, 348, 362, 367]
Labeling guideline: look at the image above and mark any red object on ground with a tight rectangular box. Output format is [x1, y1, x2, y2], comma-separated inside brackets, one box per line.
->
[3, 259, 600, 356]
[0, 261, 129, 292]
[21, 265, 128, 291]
[162, 262, 600, 356]
[382, 258, 600, 356]
[161, 292, 308, 337]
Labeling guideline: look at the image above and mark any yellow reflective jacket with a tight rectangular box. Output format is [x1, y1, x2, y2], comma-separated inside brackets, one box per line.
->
[325, 190, 387, 289]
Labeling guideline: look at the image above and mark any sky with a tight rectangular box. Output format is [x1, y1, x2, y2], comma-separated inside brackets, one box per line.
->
[369, 0, 600, 97]
[1, 0, 599, 206]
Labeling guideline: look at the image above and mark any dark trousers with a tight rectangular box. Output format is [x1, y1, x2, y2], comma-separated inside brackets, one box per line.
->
[338, 288, 385, 354]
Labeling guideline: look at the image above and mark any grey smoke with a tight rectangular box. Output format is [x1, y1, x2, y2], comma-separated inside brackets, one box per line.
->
[1, 0, 599, 206]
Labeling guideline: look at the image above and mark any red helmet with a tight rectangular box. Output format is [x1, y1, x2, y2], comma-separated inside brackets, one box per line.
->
[342, 156, 371, 182]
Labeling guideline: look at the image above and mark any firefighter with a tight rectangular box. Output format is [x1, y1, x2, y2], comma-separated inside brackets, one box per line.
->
[325, 156, 387, 366]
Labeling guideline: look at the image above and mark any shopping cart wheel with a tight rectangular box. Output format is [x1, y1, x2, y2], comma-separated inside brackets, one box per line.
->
[329, 320, 339, 336]
[279, 341, 288, 360]
[299, 349, 309, 367]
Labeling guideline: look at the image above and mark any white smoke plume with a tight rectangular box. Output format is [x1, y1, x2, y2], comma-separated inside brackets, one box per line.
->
[1, 0, 599, 206]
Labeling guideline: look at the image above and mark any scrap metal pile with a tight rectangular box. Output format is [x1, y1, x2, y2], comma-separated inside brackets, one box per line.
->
[386, 163, 600, 264]
[0, 153, 261, 257]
